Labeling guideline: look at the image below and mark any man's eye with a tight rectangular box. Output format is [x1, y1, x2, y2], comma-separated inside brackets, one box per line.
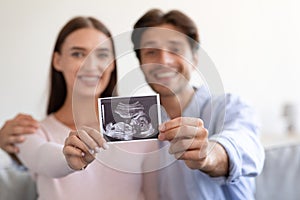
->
[145, 49, 157, 55]
[71, 52, 85, 58]
[170, 48, 180, 54]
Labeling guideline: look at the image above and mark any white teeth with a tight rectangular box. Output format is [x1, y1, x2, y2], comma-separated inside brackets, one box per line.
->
[156, 72, 176, 78]
[80, 76, 99, 82]
[81, 76, 99, 81]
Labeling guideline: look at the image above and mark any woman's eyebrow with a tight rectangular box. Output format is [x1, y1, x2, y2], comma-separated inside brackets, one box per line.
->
[69, 46, 86, 51]
[69, 47, 110, 53]
[95, 47, 110, 52]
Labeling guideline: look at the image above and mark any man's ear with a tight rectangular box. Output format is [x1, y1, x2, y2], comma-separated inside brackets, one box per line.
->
[53, 52, 62, 71]
[138, 58, 146, 72]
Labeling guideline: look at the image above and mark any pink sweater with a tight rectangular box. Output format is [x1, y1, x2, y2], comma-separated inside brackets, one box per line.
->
[17, 115, 157, 200]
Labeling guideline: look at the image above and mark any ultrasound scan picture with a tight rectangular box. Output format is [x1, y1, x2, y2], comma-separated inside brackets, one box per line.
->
[98, 94, 161, 142]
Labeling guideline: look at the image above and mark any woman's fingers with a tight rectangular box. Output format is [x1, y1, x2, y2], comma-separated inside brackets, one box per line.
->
[65, 132, 90, 155]
[63, 132, 95, 170]
[63, 127, 110, 170]
[67, 127, 109, 156]
[63, 143, 84, 157]
[81, 126, 109, 150]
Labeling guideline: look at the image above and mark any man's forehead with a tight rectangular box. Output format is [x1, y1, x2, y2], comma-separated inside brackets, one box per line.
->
[140, 28, 188, 48]
[141, 39, 185, 48]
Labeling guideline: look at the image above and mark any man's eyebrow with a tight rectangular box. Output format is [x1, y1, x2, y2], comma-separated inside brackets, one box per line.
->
[141, 40, 184, 48]
[140, 41, 157, 48]
[168, 40, 184, 46]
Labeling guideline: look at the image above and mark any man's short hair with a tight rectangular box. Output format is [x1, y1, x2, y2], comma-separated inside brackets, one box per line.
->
[131, 9, 200, 61]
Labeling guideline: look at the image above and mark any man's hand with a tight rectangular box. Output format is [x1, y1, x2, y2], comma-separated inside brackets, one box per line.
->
[158, 117, 229, 177]
[0, 114, 39, 154]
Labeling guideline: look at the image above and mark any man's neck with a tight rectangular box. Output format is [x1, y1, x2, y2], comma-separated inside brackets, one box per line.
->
[160, 86, 195, 119]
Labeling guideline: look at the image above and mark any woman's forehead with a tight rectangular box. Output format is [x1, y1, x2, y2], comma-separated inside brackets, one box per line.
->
[62, 28, 112, 51]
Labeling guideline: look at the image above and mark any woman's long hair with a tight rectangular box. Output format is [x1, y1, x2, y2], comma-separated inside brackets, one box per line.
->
[47, 16, 118, 115]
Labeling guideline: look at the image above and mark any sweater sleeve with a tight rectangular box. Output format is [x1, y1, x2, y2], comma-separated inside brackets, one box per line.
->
[16, 128, 75, 178]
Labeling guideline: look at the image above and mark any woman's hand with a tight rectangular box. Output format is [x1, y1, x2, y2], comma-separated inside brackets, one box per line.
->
[63, 126, 109, 170]
[0, 114, 39, 154]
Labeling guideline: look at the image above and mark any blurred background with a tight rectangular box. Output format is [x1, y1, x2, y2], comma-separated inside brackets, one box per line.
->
[0, 0, 299, 135]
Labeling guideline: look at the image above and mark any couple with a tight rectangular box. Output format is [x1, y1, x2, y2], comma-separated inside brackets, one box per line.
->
[0, 9, 264, 200]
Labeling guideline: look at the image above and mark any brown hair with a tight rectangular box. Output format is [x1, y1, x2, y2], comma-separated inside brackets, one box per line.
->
[131, 9, 200, 61]
[47, 16, 118, 114]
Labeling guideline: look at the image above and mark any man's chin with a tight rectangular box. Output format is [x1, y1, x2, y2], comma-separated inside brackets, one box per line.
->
[149, 84, 179, 97]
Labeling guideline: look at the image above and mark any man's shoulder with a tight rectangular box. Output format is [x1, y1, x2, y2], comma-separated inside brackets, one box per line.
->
[195, 87, 234, 105]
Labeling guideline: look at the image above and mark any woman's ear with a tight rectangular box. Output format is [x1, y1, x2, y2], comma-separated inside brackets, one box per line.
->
[192, 52, 198, 66]
[53, 52, 62, 71]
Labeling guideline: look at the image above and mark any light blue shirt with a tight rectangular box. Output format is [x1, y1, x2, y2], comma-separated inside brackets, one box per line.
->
[0, 149, 37, 200]
[158, 86, 265, 200]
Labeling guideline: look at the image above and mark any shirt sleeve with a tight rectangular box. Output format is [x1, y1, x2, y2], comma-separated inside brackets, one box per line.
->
[208, 94, 265, 184]
[0, 149, 37, 199]
[16, 129, 75, 178]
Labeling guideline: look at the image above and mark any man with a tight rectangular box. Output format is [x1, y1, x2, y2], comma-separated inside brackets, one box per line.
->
[131, 9, 265, 199]
[0, 114, 38, 200]
[0, 114, 39, 154]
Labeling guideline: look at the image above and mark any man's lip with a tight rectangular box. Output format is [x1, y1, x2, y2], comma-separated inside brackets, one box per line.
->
[152, 70, 178, 80]
[155, 71, 177, 79]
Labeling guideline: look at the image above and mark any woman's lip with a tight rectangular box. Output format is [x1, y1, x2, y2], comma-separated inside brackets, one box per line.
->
[78, 75, 100, 85]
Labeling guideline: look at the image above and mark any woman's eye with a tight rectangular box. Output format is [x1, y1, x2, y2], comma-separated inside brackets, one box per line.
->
[71, 52, 85, 58]
[97, 53, 109, 59]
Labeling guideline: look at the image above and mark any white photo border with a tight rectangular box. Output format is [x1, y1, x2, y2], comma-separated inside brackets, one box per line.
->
[98, 94, 161, 143]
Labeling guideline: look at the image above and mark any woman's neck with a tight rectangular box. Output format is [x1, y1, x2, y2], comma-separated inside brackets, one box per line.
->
[54, 95, 99, 130]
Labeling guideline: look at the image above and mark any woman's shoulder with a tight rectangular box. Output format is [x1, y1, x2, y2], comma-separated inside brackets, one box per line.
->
[40, 114, 57, 124]
[40, 114, 68, 129]
[38, 114, 71, 143]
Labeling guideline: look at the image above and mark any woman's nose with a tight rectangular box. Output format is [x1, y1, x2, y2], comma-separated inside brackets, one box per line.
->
[84, 55, 99, 70]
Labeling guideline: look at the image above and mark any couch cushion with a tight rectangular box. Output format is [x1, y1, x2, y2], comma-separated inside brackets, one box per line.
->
[0, 149, 37, 200]
[256, 144, 300, 200]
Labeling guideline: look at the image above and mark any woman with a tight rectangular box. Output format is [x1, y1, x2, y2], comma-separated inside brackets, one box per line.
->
[16, 16, 157, 200]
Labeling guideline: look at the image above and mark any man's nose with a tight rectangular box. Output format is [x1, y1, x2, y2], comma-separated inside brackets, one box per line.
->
[158, 50, 174, 65]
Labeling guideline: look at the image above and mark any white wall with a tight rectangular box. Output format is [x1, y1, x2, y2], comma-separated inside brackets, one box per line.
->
[0, 0, 299, 134]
